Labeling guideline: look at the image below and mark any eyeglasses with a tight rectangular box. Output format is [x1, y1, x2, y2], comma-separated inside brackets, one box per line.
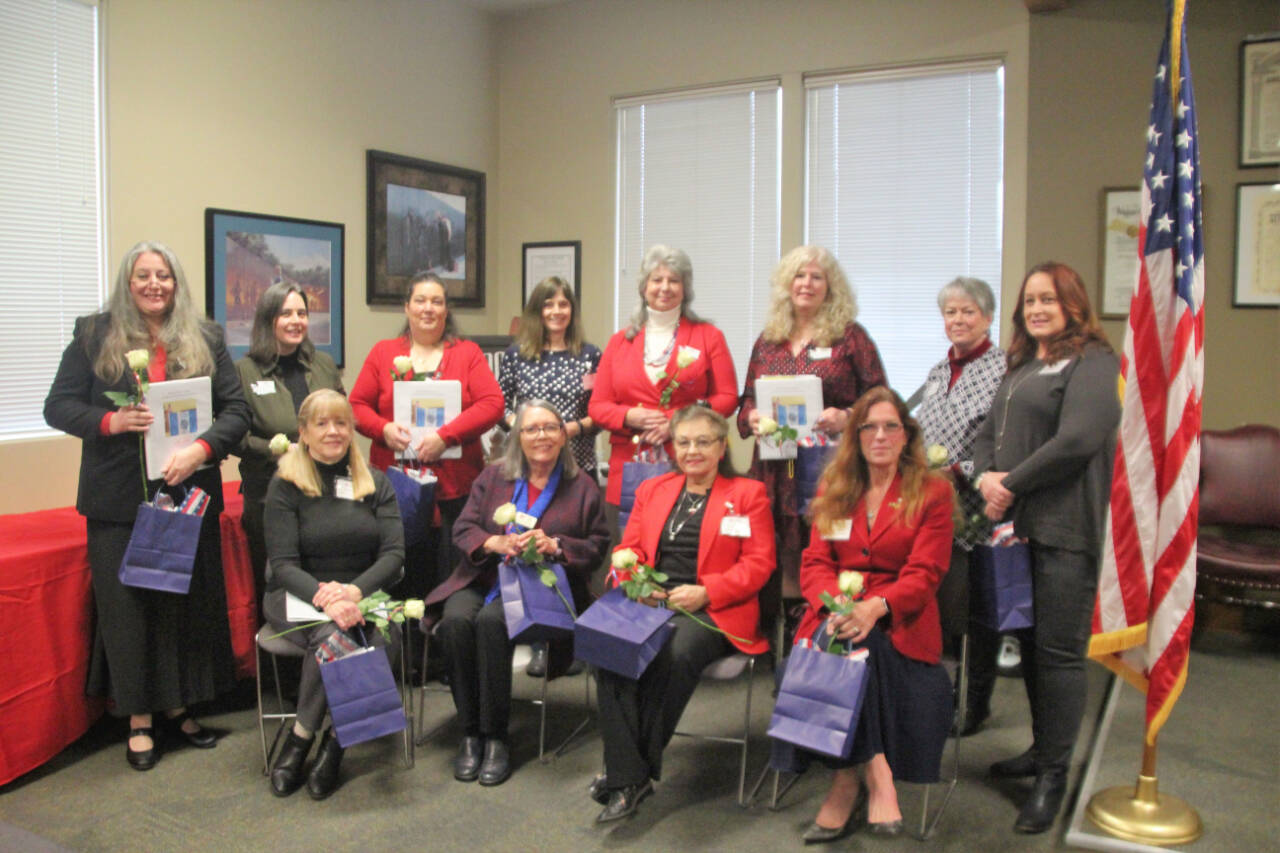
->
[857, 421, 904, 436]
[519, 423, 563, 437]
[673, 437, 722, 450]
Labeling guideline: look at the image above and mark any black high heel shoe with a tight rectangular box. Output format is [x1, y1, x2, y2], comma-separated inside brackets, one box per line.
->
[162, 710, 216, 749]
[126, 725, 159, 771]
[801, 786, 867, 844]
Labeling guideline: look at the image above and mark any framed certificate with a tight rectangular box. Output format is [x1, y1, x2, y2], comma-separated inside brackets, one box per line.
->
[1098, 188, 1141, 318]
[1240, 37, 1280, 167]
[1233, 182, 1280, 307]
[522, 241, 581, 309]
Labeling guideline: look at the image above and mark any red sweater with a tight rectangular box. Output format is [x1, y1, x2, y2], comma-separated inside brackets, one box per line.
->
[349, 337, 503, 501]
[588, 320, 738, 504]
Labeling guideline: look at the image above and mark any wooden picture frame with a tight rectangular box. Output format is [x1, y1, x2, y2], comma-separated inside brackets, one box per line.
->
[1240, 37, 1280, 168]
[1233, 182, 1280, 307]
[1098, 188, 1141, 319]
[521, 240, 582, 309]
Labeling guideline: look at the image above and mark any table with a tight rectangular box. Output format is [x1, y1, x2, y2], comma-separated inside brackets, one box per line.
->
[0, 482, 257, 786]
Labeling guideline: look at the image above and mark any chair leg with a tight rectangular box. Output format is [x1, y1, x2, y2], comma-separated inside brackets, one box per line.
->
[539, 666, 595, 763]
[737, 657, 755, 807]
[256, 641, 269, 775]
[909, 633, 967, 840]
[401, 626, 415, 769]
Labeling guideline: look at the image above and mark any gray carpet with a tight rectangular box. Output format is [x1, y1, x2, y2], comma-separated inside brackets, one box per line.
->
[1, 629, 1274, 852]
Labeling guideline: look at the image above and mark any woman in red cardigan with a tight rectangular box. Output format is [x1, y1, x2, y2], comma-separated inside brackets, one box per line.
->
[789, 387, 954, 843]
[350, 272, 503, 595]
[591, 405, 775, 823]
[588, 245, 738, 508]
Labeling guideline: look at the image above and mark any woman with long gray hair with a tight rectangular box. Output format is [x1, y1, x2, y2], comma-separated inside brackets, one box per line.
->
[44, 241, 250, 771]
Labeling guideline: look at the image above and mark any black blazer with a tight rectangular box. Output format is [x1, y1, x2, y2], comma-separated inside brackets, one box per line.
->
[44, 312, 251, 523]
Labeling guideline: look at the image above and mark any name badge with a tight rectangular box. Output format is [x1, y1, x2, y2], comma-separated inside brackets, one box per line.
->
[252, 380, 276, 395]
[720, 515, 750, 537]
[1039, 359, 1070, 375]
[334, 476, 354, 500]
[809, 347, 832, 360]
[822, 519, 853, 541]
[925, 378, 943, 398]
[582, 372, 596, 391]
[514, 511, 539, 529]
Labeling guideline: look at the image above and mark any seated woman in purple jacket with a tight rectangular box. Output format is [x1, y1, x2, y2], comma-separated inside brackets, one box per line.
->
[426, 400, 610, 786]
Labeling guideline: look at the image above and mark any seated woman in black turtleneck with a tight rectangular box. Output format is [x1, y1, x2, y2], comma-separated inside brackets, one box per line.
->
[262, 389, 405, 799]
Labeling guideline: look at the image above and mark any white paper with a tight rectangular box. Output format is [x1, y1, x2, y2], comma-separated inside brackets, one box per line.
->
[393, 379, 462, 461]
[754, 374, 824, 460]
[143, 377, 213, 480]
[286, 592, 331, 623]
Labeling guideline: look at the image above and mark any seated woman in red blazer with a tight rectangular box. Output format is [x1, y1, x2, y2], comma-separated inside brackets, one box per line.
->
[592, 405, 775, 823]
[588, 245, 738, 509]
[790, 387, 955, 843]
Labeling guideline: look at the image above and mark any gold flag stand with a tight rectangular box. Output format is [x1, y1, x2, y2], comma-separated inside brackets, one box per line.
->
[1086, 738, 1202, 846]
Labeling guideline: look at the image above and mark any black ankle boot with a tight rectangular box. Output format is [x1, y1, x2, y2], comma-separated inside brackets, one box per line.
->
[306, 729, 344, 800]
[1014, 766, 1067, 834]
[270, 731, 312, 797]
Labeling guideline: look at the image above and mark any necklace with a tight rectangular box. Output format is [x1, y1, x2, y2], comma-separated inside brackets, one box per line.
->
[995, 363, 1038, 452]
[665, 488, 707, 541]
[644, 320, 679, 367]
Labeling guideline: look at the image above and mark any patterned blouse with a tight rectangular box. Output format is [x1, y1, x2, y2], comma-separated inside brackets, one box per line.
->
[498, 343, 602, 472]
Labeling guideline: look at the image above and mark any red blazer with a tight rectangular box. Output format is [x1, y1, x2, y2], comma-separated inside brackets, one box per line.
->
[796, 475, 954, 664]
[612, 473, 775, 655]
[350, 337, 504, 501]
[589, 320, 738, 504]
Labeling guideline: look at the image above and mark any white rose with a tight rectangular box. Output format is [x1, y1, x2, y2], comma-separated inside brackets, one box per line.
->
[676, 347, 698, 369]
[268, 433, 291, 456]
[403, 599, 425, 620]
[126, 349, 150, 372]
[837, 570, 864, 598]
[611, 548, 638, 570]
[392, 355, 413, 375]
[492, 502, 518, 525]
[757, 416, 778, 436]
[926, 444, 949, 467]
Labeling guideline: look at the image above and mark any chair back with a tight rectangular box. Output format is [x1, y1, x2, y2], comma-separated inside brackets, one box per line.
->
[1199, 425, 1280, 529]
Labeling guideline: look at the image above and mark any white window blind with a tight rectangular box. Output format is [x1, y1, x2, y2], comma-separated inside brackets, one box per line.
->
[615, 80, 780, 376]
[0, 0, 105, 440]
[806, 60, 1003, 397]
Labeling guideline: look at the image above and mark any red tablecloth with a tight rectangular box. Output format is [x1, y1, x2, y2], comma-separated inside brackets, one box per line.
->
[0, 482, 257, 786]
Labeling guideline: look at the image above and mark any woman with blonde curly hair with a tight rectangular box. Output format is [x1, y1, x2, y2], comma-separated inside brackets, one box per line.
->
[737, 246, 886, 598]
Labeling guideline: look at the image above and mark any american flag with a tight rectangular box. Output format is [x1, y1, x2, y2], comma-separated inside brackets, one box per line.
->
[1089, 0, 1204, 745]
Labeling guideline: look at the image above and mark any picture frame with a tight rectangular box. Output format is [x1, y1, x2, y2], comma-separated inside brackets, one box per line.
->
[1239, 37, 1280, 168]
[366, 150, 485, 307]
[205, 208, 345, 367]
[1233, 182, 1280, 307]
[1098, 187, 1141, 319]
[521, 241, 582, 309]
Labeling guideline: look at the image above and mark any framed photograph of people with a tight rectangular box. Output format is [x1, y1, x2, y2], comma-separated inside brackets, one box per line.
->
[1098, 188, 1141, 319]
[1233, 182, 1280, 307]
[366, 150, 486, 307]
[522, 241, 582, 308]
[205, 208, 345, 366]
[1239, 37, 1280, 167]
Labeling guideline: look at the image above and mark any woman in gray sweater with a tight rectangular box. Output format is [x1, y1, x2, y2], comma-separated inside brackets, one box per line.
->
[972, 262, 1119, 835]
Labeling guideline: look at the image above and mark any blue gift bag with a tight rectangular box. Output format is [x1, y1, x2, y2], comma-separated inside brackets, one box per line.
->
[319, 642, 407, 749]
[794, 443, 836, 517]
[118, 496, 204, 594]
[386, 466, 436, 548]
[618, 460, 669, 531]
[767, 642, 869, 760]
[498, 558, 577, 644]
[972, 542, 1034, 631]
[573, 587, 676, 679]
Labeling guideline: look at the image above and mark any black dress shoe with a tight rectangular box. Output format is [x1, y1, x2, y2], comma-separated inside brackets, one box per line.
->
[1014, 767, 1067, 834]
[800, 786, 866, 844]
[588, 773, 609, 805]
[478, 739, 512, 786]
[306, 729, 344, 800]
[526, 643, 548, 678]
[126, 726, 159, 771]
[454, 735, 483, 782]
[991, 746, 1037, 778]
[596, 781, 653, 823]
[162, 711, 217, 749]
[952, 705, 990, 737]
[867, 819, 904, 837]
[270, 730, 313, 797]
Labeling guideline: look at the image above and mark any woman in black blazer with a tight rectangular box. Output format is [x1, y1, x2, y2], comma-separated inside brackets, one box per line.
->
[44, 241, 250, 771]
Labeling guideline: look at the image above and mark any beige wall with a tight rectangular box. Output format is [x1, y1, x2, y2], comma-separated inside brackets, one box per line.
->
[1, 0, 498, 514]
[1026, 0, 1280, 430]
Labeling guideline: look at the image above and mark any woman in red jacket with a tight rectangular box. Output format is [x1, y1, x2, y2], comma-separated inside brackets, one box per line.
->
[790, 387, 954, 842]
[592, 405, 775, 822]
[588, 245, 738, 509]
[349, 272, 503, 595]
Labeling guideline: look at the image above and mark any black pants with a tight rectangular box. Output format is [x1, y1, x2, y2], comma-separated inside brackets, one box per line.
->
[437, 585, 514, 738]
[596, 613, 730, 789]
[396, 495, 465, 601]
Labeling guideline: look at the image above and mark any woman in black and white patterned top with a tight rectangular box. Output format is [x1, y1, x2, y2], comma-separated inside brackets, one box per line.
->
[499, 277, 601, 477]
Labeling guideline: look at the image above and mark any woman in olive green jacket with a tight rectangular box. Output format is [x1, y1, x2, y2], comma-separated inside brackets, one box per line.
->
[235, 282, 344, 613]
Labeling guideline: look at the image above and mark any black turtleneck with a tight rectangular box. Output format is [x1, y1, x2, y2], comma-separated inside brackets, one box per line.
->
[276, 350, 309, 413]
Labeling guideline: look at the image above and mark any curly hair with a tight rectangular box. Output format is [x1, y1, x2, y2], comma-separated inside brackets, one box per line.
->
[760, 245, 857, 346]
[1006, 262, 1111, 369]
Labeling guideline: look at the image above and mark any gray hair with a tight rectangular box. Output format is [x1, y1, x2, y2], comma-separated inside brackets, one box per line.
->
[500, 399, 579, 480]
[936, 276, 996, 319]
[247, 281, 314, 366]
[669, 404, 737, 478]
[624, 244, 702, 339]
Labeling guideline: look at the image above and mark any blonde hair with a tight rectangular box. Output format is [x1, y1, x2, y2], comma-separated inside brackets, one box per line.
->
[276, 390, 376, 499]
[95, 241, 215, 382]
[760, 245, 856, 347]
